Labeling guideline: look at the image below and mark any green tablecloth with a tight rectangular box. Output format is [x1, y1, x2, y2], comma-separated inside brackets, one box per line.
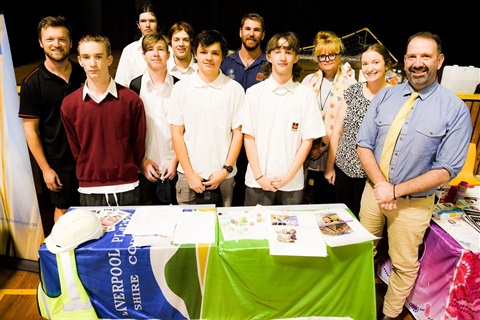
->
[202, 227, 376, 319]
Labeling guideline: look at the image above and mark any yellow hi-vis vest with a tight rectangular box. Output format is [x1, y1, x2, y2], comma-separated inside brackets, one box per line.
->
[37, 250, 98, 319]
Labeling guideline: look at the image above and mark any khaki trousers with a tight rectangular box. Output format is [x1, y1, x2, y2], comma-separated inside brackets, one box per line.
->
[359, 182, 434, 317]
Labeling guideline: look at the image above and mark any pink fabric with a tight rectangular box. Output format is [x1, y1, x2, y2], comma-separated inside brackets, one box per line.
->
[378, 222, 480, 320]
[446, 250, 480, 320]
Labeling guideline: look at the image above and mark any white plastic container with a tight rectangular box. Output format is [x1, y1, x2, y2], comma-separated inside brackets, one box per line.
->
[432, 203, 464, 220]
[396, 69, 403, 83]
[440, 65, 480, 94]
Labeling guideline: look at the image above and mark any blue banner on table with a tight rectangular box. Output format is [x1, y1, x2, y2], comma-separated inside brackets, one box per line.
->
[39, 212, 210, 319]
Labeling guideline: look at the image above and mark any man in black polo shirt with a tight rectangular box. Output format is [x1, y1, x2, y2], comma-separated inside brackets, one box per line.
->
[18, 16, 85, 234]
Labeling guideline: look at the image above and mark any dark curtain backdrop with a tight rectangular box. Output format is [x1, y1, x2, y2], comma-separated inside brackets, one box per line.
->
[1, 0, 477, 68]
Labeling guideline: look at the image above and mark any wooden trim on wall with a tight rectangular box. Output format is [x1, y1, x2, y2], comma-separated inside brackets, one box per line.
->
[459, 93, 480, 176]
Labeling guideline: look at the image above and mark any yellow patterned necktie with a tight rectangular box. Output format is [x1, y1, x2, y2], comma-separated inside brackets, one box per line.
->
[380, 92, 419, 181]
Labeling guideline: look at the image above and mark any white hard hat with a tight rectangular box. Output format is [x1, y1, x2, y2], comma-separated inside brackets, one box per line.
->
[45, 208, 105, 254]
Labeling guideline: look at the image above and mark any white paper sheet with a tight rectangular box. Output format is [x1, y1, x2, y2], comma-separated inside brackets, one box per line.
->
[132, 234, 177, 247]
[123, 206, 180, 236]
[217, 204, 377, 256]
[432, 217, 480, 252]
[217, 207, 268, 241]
[262, 206, 328, 257]
[313, 207, 379, 247]
[172, 211, 216, 244]
[124, 206, 216, 245]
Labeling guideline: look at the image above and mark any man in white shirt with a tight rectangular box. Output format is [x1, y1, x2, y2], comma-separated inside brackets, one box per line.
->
[242, 32, 325, 205]
[115, 3, 161, 87]
[130, 32, 179, 205]
[168, 29, 244, 207]
[167, 21, 198, 79]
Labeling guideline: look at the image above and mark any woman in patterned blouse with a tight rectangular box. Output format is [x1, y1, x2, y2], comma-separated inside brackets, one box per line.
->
[324, 43, 393, 217]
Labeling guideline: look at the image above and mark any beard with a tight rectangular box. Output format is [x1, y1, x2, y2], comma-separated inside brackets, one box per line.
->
[45, 50, 69, 63]
[242, 38, 260, 51]
[408, 67, 429, 86]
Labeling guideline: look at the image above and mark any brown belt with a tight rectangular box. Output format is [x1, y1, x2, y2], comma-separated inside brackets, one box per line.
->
[399, 194, 434, 199]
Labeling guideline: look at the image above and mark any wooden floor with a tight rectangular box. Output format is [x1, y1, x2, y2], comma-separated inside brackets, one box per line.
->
[0, 266, 43, 320]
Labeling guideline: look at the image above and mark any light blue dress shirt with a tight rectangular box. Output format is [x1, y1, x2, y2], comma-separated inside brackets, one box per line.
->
[357, 80, 472, 197]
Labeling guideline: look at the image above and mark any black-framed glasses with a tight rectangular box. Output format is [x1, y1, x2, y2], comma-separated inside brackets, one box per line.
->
[317, 53, 340, 62]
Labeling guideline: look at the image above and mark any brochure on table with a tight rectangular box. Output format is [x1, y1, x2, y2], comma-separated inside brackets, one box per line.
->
[266, 206, 328, 257]
[104, 204, 378, 256]
[217, 204, 378, 257]
[432, 217, 480, 252]
[433, 184, 480, 252]
[123, 206, 217, 246]
[89, 207, 130, 232]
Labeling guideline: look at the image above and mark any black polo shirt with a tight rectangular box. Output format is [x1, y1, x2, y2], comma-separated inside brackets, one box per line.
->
[18, 59, 85, 172]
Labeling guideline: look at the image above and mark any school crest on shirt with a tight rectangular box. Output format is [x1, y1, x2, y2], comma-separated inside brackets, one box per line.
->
[227, 69, 235, 80]
[291, 122, 299, 132]
[256, 72, 265, 82]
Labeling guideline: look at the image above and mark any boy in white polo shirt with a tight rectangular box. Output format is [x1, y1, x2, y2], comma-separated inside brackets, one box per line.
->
[168, 29, 245, 207]
[242, 32, 325, 205]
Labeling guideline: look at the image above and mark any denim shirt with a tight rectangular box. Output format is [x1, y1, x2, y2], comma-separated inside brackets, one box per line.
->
[357, 80, 472, 196]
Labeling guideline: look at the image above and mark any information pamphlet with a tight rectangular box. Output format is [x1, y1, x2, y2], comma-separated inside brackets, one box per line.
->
[432, 217, 480, 252]
[264, 206, 328, 257]
[217, 204, 378, 257]
[90, 207, 130, 232]
[124, 206, 216, 246]
[313, 206, 379, 247]
[217, 207, 268, 241]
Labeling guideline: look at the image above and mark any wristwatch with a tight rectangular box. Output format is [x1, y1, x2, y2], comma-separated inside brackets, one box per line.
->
[223, 165, 233, 173]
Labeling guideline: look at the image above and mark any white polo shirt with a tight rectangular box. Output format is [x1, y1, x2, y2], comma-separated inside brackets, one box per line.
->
[115, 38, 147, 87]
[167, 50, 198, 80]
[168, 71, 245, 179]
[242, 77, 325, 191]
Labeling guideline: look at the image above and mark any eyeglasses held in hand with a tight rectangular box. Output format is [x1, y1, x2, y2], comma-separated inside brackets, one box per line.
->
[317, 53, 339, 62]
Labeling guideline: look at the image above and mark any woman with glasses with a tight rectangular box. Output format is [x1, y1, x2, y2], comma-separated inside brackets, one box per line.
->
[302, 31, 356, 204]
